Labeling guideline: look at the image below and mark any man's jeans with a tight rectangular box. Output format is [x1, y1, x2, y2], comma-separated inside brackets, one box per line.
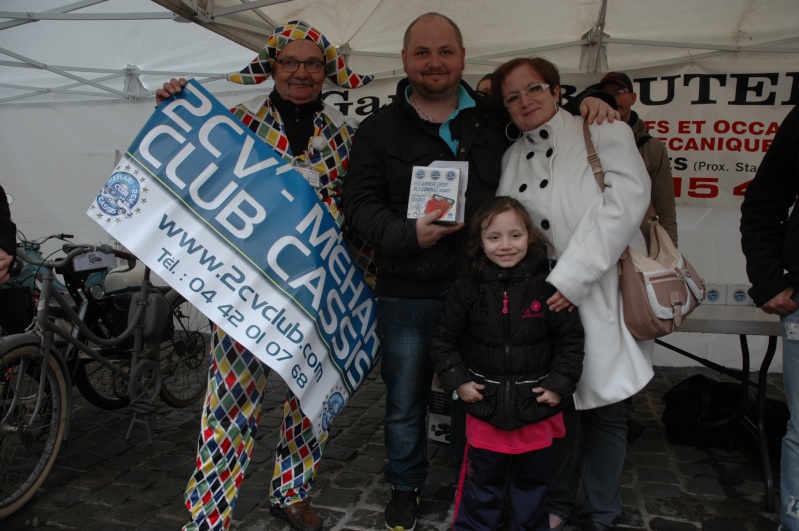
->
[377, 297, 441, 490]
[780, 295, 799, 531]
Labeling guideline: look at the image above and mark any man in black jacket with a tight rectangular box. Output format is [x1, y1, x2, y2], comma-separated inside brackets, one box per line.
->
[343, 12, 614, 531]
[0, 184, 16, 285]
[740, 104, 799, 530]
[344, 17, 502, 529]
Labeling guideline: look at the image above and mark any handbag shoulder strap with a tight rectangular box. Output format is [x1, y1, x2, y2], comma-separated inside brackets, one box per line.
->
[582, 118, 606, 191]
[582, 118, 657, 221]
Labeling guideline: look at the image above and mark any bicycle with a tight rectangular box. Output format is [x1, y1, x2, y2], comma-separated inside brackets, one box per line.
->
[64, 254, 211, 410]
[1, 233, 211, 410]
[0, 243, 211, 519]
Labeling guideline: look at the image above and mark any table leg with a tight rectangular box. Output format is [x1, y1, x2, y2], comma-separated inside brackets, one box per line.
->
[738, 335, 778, 512]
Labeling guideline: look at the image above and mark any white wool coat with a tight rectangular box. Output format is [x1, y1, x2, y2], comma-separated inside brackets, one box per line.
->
[498, 108, 655, 410]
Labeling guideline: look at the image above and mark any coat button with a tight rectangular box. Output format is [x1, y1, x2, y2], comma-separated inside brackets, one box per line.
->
[540, 130, 549, 139]
[540, 179, 549, 188]
[541, 219, 550, 229]
[526, 151, 535, 160]
[519, 183, 528, 192]
[546, 148, 553, 157]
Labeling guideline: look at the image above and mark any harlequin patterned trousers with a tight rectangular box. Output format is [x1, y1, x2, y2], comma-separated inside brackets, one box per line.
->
[182, 326, 327, 531]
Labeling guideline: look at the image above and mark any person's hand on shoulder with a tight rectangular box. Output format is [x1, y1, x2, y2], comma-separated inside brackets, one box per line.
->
[547, 290, 575, 312]
[155, 78, 187, 105]
[580, 96, 620, 125]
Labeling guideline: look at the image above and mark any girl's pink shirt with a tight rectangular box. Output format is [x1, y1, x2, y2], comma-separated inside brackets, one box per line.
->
[465, 412, 565, 454]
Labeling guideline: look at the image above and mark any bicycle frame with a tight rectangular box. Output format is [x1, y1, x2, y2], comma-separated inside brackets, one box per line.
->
[1, 245, 168, 439]
[1, 243, 210, 519]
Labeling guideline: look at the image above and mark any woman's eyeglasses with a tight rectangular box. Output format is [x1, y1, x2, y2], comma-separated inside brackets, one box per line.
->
[503, 83, 550, 107]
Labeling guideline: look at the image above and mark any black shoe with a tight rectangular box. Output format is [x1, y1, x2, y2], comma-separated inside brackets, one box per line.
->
[385, 487, 420, 531]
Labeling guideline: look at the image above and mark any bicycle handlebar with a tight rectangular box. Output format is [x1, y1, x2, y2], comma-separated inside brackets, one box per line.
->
[17, 244, 136, 272]
[16, 232, 75, 252]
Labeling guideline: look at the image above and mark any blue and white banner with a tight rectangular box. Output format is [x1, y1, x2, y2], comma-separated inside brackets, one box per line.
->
[87, 80, 379, 438]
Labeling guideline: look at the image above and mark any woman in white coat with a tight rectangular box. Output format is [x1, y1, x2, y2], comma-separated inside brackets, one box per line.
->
[492, 57, 654, 530]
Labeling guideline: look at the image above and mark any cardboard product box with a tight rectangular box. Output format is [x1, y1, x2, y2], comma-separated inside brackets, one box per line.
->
[726, 284, 755, 306]
[428, 413, 452, 444]
[703, 284, 727, 305]
[428, 375, 452, 444]
[407, 166, 464, 224]
[429, 377, 453, 416]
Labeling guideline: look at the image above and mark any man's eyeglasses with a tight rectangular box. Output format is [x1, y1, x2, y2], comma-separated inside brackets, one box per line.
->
[275, 59, 325, 73]
[605, 88, 630, 97]
[503, 83, 550, 107]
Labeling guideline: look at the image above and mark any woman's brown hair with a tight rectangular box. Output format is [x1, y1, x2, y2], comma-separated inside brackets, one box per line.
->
[489, 57, 561, 110]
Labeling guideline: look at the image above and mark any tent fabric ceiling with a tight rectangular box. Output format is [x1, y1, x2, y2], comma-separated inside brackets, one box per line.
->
[0, 0, 256, 104]
[153, 0, 799, 76]
[2, 0, 798, 105]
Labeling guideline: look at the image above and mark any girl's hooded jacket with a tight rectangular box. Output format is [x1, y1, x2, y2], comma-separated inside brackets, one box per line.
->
[430, 251, 585, 431]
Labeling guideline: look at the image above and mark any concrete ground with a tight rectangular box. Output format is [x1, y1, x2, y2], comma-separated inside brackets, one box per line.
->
[2, 365, 786, 530]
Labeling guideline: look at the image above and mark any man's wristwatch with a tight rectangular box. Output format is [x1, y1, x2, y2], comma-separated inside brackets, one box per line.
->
[451, 390, 459, 401]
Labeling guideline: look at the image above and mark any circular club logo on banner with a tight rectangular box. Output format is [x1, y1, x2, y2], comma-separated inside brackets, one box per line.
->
[96, 171, 141, 219]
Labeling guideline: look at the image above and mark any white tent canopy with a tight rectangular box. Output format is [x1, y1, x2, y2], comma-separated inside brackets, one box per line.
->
[2, 0, 798, 104]
[152, 0, 799, 74]
[0, 0, 257, 104]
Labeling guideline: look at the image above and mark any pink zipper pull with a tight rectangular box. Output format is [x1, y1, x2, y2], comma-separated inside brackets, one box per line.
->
[502, 291, 509, 314]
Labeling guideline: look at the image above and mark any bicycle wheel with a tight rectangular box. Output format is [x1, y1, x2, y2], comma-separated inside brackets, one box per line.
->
[157, 296, 211, 408]
[73, 317, 131, 410]
[0, 345, 68, 519]
[73, 352, 131, 410]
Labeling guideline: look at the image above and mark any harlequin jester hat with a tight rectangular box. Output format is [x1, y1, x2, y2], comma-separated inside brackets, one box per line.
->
[227, 20, 373, 89]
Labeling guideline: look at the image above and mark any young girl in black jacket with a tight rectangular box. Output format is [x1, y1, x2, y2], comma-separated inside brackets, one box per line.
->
[430, 196, 584, 530]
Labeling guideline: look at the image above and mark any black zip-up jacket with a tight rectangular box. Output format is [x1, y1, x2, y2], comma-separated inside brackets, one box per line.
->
[0, 184, 16, 257]
[342, 79, 508, 298]
[741, 105, 799, 306]
[429, 252, 585, 431]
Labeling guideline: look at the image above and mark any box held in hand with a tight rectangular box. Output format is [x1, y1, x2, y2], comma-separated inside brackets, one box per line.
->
[428, 375, 452, 443]
[407, 166, 464, 224]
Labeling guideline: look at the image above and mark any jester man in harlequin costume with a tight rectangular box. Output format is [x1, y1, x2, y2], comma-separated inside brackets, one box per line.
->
[181, 20, 373, 531]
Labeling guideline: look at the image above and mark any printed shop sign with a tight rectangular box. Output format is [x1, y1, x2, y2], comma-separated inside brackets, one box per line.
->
[563, 63, 796, 208]
[87, 80, 379, 438]
[321, 63, 797, 208]
[606, 63, 795, 208]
